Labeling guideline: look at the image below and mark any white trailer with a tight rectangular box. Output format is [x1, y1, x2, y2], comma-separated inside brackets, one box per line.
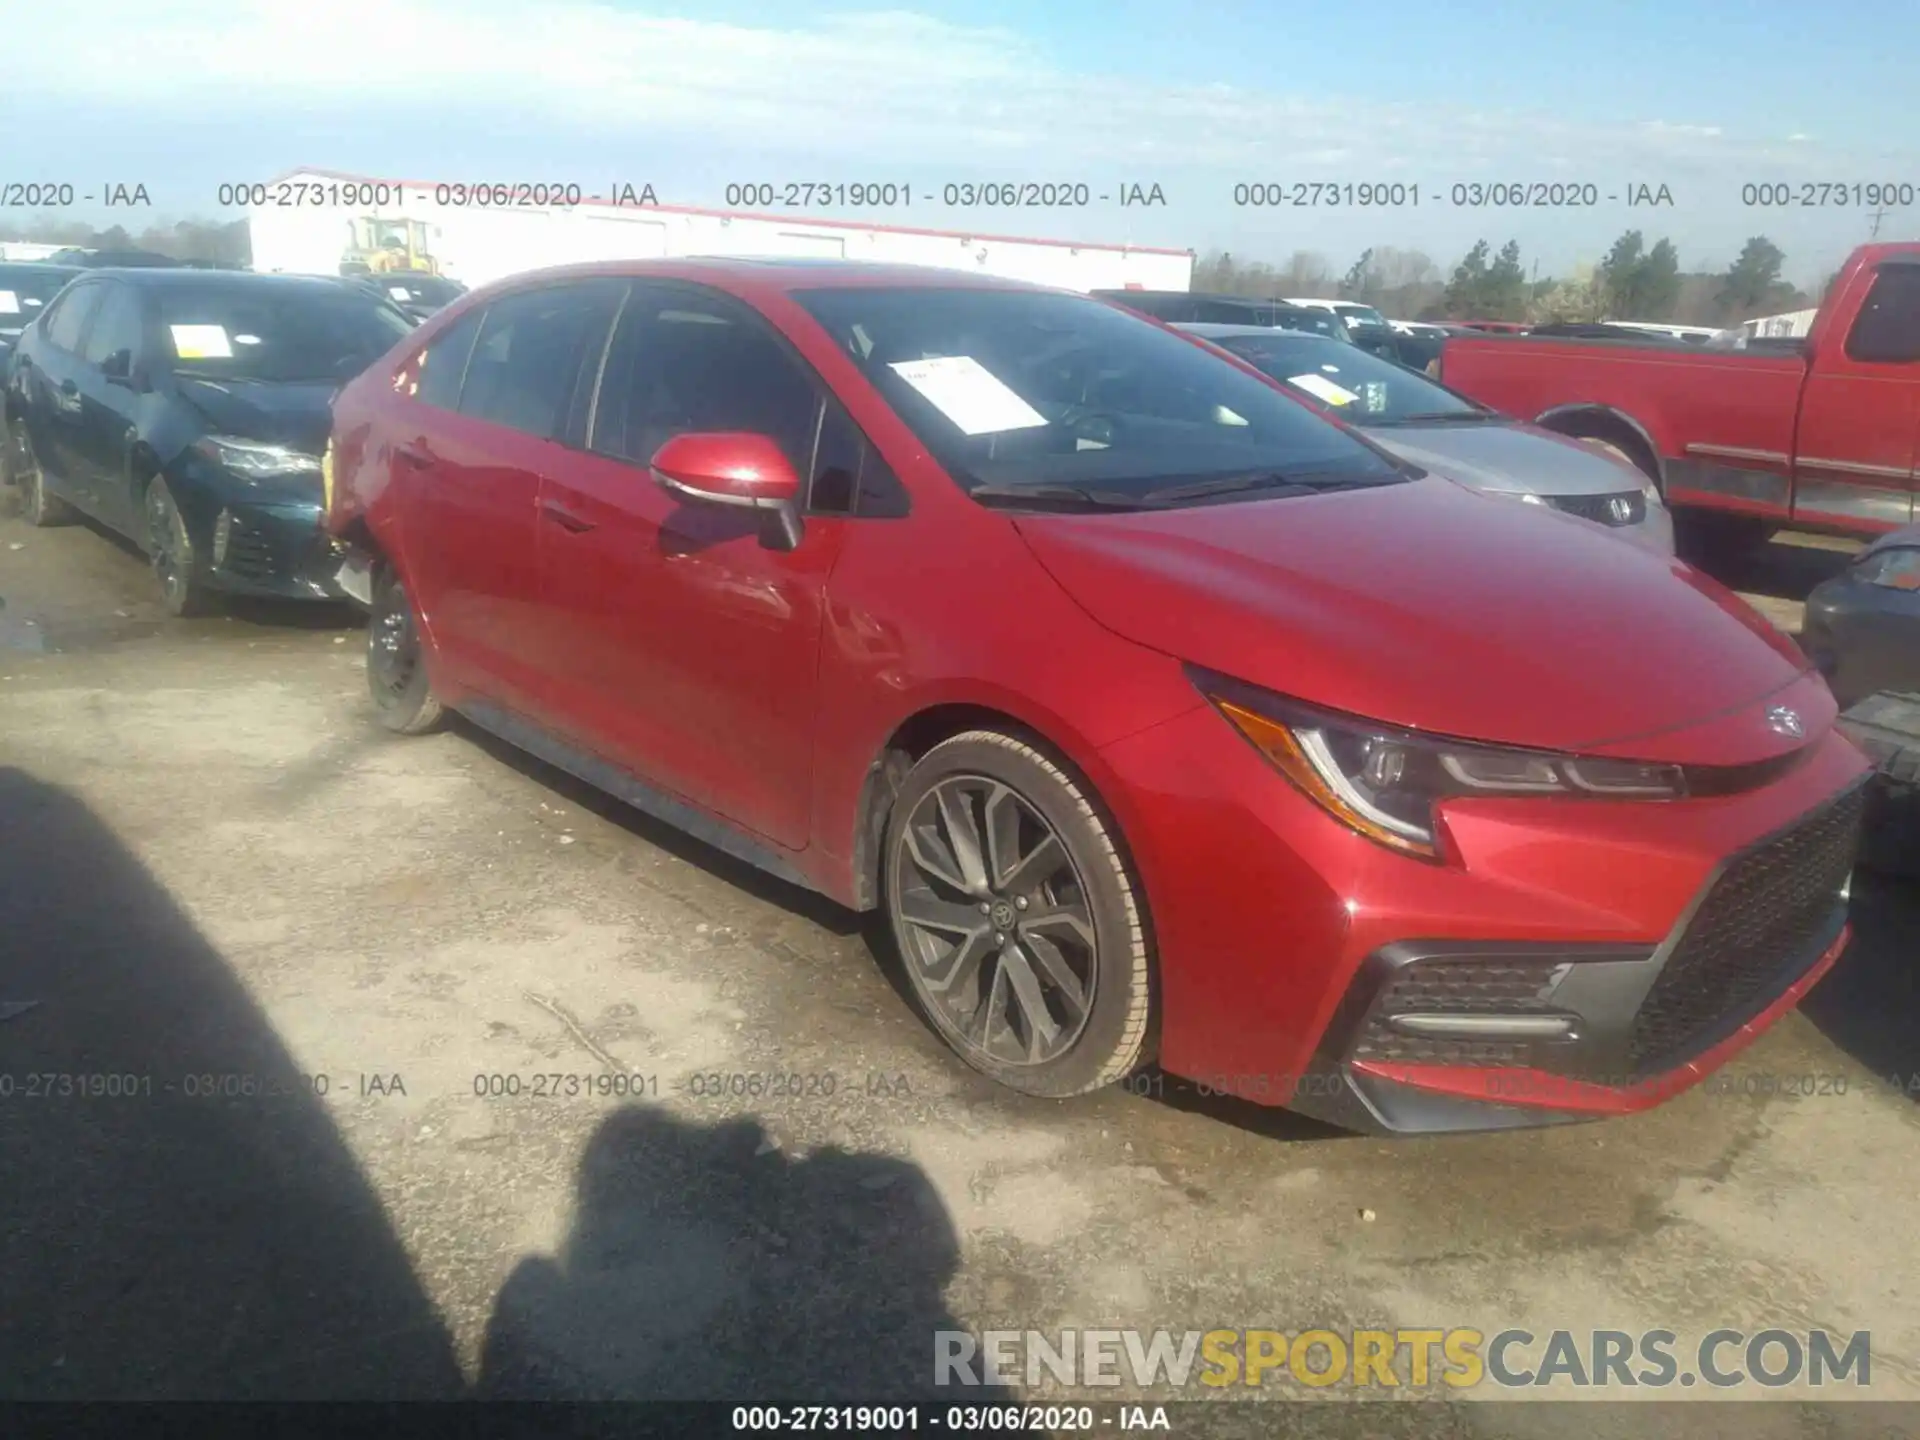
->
[246, 168, 1193, 293]
[1732, 307, 1820, 340]
[0, 242, 70, 262]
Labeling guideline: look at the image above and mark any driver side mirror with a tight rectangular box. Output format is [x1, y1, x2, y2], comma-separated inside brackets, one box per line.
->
[102, 349, 140, 389]
[650, 432, 804, 551]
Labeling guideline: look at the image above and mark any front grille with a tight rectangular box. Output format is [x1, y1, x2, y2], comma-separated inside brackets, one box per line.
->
[1354, 959, 1568, 1067]
[1548, 491, 1646, 526]
[1625, 786, 1864, 1073]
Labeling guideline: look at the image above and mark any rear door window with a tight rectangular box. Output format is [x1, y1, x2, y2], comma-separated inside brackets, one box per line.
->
[457, 282, 622, 440]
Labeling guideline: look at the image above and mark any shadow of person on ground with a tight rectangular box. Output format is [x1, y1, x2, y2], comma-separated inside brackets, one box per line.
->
[0, 766, 464, 1399]
[1801, 869, 1920, 1102]
[477, 1105, 1013, 1404]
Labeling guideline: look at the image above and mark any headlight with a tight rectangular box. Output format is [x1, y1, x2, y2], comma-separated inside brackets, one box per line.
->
[1640, 479, 1663, 507]
[1198, 677, 1684, 860]
[192, 434, 322, 479]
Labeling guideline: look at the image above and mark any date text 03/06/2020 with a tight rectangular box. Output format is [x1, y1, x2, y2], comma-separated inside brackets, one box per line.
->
[1229, 181, 1675, 207]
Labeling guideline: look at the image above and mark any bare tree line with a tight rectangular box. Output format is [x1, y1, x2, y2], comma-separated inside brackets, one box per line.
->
[1194, 233, 1824, 326]
[4, 213, 1831, 327]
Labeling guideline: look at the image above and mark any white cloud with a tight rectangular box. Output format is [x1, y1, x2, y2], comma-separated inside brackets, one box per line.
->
[9, 0, 1900, 179]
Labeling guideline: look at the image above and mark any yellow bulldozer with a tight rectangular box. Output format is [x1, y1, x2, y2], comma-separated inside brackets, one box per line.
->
[340, 216, 440, 277]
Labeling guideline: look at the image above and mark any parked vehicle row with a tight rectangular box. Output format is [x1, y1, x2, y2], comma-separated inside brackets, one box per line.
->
[307, 256, 1868, 1135]
[1436, 242, 1920, 548]
[2, 268, 414, 612]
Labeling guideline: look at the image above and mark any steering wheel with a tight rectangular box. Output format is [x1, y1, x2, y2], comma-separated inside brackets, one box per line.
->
[1053, 404, 1125, 448]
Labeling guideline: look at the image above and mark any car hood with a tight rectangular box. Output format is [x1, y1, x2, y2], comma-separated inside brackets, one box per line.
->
[1013, 475, 1819, 764]
[176, 376, 335, 454]
[1360, 420, 1647, 497]
[1856, 521, 1920, 562]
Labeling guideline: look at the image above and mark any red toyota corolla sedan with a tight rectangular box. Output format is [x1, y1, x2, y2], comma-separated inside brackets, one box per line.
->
[323, 260, 1868, 1135]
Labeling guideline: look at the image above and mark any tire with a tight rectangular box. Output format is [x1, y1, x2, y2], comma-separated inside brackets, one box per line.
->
[882, 729, 1153, 1098]
[1582, 438, 1650, 478]
[1674, 510, 1774, 566]
[8, 422, 75, 527]
[143, 476, 217, 617]
[367, 565, 445, 735]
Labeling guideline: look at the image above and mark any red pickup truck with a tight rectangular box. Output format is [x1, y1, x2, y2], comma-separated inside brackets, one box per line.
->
[1437, 242, 1920, 552]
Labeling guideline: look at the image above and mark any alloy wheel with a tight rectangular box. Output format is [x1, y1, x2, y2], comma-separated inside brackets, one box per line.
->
[893, 775, 1098, 1067]
[146, 484, 192, 609]
[369, 588, 420, 700]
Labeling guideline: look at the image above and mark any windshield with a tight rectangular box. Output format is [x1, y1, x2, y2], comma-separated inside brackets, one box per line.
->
[1213, 332, 1484, 424]
[1333, 304, 1389, 329]
[1272, 310, 1349, 340]
[0, 267, 79, 326]
[792, 286, 1403, 502]
[156, 285, 414, 383]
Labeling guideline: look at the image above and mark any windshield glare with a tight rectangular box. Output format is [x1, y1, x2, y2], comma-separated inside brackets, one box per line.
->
[1336, 305, 1389, 329]
[157, 287, 413, 382]
[1215, 334, 1479, 424]
[792, 287, 1400, 499]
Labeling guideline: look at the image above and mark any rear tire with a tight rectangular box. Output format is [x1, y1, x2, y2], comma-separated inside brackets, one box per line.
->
[8, 423, 75, 527]
[882, 729, 1154, 1099]
[368, 566, 445, 735]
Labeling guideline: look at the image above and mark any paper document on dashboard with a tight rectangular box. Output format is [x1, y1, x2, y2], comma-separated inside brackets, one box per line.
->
[888, 356, 1049, 435]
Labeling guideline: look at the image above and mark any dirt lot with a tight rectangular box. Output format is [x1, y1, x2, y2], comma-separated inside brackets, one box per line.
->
[2, 507, 1917, 1434]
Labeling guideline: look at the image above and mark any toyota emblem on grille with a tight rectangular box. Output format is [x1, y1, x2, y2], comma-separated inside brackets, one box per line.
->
[1766, 705, 1804, 739]
[1607, 497, 1634, 523]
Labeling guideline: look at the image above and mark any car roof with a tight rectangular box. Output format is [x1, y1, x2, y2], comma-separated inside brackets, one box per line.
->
[467, 257, 1091, 305]
[0, 263, 79, 279]
[71, 268, 375, 294]
[1176, 322, 1340, 339]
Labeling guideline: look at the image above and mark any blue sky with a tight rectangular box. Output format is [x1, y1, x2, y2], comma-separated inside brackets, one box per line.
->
[5, 0, 1916, 284]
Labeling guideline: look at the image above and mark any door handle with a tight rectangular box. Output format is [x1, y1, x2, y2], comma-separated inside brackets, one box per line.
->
[540, 499, 596, 533]
[394, 443, 432, 469]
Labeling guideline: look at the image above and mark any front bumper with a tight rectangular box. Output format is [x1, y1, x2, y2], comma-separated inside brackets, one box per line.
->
[1096, 702, 1870, 1134]
[1285, 780, 1862, 1134]
[202, 499, 347, 601]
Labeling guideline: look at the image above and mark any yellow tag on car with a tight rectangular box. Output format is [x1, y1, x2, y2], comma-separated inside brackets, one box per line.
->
[321, 439, 334, 515]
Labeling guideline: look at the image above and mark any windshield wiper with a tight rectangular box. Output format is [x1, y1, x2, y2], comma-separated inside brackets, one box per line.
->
[1392, 409, 1501, 424]
[1138, 472, 1317, 504]
[1139, 470, 1404, 504]
[968, 483, 1151, 511]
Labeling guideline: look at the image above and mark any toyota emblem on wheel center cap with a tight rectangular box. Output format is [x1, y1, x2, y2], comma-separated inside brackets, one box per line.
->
[1766, 705, 1804, 739]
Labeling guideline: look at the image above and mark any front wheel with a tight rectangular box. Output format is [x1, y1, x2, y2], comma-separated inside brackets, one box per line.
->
[368, 566, 445, 734]
[145, 477, 216, 617]
[882, 730, 1154, 1098]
